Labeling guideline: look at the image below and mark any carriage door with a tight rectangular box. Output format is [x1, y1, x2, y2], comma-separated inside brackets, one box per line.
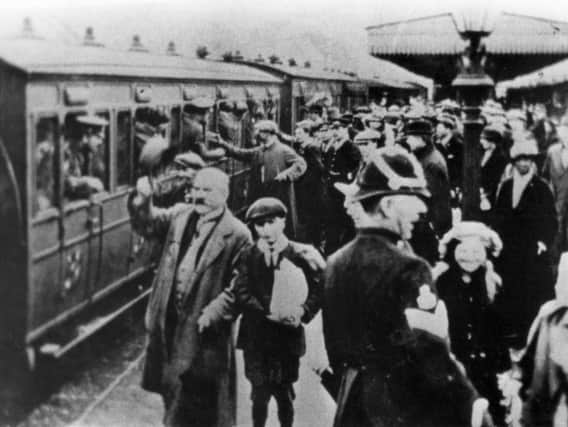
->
[60, 112, 108, 306]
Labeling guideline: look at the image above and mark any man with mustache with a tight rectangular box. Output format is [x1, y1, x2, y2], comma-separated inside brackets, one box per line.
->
[129, 167, 252, 427]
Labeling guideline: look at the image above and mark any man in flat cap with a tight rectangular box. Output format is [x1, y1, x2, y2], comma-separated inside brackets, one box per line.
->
[324, 146, 493, 427]
[63, 114, 108, 200]
[182, 97, 226, 161]
[234, 197, 323, 427]
[130, 167, 252, 427]
[213, 120, 307, 238]
[353, 128, 384, 166]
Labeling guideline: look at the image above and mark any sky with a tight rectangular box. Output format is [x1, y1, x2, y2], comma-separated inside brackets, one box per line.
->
[2, 0, 568, 72]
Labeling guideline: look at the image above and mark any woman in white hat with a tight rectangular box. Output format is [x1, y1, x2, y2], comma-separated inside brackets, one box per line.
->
[436, 221, 508, 424]
[492, 136, 558, 349]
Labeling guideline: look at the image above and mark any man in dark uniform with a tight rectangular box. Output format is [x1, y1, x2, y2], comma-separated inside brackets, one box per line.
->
[321, 121, 361, 254]
[323, 146, 493, 427]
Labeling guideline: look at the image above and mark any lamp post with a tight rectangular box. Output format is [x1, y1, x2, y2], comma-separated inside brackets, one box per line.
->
[452, 8, 498, 220]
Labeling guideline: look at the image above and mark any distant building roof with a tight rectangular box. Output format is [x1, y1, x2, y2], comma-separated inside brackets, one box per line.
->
[367, 12, 568, 56]
[355, 54, 433, 90]
[498, 56, 568, 91]
[0, 38, 282, 83]
[235, 60, 357, 82]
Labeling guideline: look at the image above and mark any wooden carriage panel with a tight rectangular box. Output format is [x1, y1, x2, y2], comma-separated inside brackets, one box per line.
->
[90, 191, 131, 294]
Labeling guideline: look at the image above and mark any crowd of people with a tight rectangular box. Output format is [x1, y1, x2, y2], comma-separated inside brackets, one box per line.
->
[127, 95, 568, 427]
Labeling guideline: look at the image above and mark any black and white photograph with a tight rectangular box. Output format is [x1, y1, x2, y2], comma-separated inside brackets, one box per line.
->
[2, 0, 568, 425]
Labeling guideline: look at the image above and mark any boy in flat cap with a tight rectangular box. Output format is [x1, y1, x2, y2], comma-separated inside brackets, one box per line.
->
[234, 197, 324, 427]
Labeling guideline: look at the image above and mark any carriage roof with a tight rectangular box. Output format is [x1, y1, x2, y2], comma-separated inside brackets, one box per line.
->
[0, 38, 283, 83]
[235, 60, 357, 82]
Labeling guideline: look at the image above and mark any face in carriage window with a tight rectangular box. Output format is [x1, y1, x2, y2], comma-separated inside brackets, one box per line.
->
[34, 117, 58, 213]
[62, 113, 109, 201]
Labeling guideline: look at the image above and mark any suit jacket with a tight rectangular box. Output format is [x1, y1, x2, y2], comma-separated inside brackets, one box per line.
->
[139, 205, 251, 427]
[323, 227, 482, 427]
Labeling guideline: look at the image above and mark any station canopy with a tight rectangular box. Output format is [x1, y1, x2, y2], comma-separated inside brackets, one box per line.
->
[367, 12, 568, 56]
[367, 12, 568, 86]
[497, 57, 568, 92]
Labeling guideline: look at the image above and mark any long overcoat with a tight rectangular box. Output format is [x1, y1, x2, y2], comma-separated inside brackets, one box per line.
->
[542, 142, 568, 257]
[218, 140, 306, 238]
[491, 174, 557, 347]
[323, 228, 484, 427]
[140, 206, 251, 427]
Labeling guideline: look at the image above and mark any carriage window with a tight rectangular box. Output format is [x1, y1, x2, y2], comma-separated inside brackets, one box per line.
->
[116, 111, 132, 187]
[133, 106, 172, 176]
[34, 117, 58, 214]
[62, 112, 109, 202]
[170, 106, 181, 147]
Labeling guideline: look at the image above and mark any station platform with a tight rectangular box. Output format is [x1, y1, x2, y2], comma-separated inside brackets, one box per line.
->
[71, 317, 335, 427]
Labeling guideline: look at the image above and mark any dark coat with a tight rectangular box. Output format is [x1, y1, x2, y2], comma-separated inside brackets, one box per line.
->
[492, 174, 558, 347]
[234, 242, 323, 385]
[436, 133, 463, 191]
[322, 138, 361, 185]
[480, 149, 507, 208]
[294, 141, 327, 245]
[322, 139, 361, 253]
[531, 118, 557, 170]
[219, 140, 306, 238]
[414, 144, 452, 236]
[140, 207, 251, 427]
[323, 228, 483, 427]
[436, 265, 509, 421]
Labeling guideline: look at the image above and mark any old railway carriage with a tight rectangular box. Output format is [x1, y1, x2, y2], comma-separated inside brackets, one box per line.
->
[235, 61, 364, 134]
[0, 36, 282, 377]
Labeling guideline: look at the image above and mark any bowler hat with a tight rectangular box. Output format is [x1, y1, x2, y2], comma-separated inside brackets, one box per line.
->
[339, 113, 353, 125]
[354, 105, 372, 114]
[245, 197, 287, 223]
[335, 145, 430, 201]
[404, 118, 432, 136]
[480, 125, 503, 145]
[354, 129, 382, 144]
